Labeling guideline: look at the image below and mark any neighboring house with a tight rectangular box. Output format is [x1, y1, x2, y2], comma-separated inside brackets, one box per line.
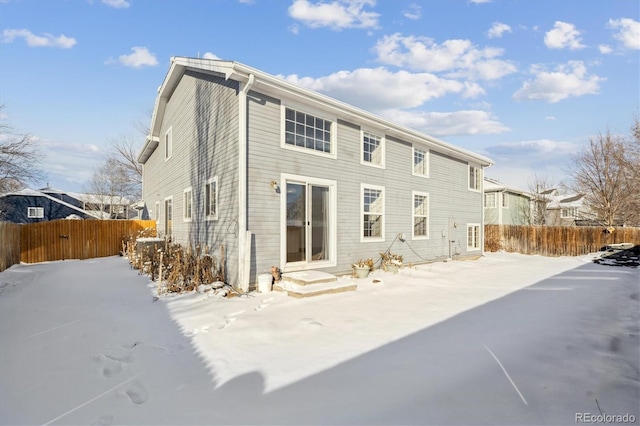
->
[0, 188, 100, 223]
[40, 186, 133, 219]
[138, 57, 493, 291]
[545, 191, 597, 226]
[483, 178, 533, 225]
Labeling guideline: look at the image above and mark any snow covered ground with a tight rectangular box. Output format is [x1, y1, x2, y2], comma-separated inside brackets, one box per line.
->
[0, 252, 637, 425]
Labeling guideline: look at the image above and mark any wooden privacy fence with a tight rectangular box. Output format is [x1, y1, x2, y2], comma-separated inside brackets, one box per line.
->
[20, 219, 157, 264]
[0, 222, 21, 272]
[485, 225, 640, 257]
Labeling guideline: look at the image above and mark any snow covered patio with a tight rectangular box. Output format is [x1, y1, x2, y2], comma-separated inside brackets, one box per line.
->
[1, 253, 638, 425]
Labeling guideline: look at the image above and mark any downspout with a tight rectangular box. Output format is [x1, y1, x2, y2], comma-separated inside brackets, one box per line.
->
[237, 73, 255, 292]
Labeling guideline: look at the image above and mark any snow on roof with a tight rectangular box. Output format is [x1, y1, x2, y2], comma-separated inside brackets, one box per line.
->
[483, 178, 531, 197]
[0, 188, 102, 219]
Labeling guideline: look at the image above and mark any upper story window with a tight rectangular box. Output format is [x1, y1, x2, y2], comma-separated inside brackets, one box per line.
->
[284, 107, 333, 156]
[27, 207, 44, 218]
[502, 193, 509, 208]
[413, 147, 429, 177]
[164, 127, 173, 160]
[484, 193, 496, 208]
[362, 131, 384, 167]
[561, 207, 578, 218]
[469, 165, 481, 191]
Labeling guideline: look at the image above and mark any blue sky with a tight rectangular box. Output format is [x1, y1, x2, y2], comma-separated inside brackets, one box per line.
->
[1, 0, 638, 193]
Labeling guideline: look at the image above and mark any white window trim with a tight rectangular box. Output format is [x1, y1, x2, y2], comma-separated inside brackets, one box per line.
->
[164, 195, 173, 237]
[280, 103, 337, 159]
[412, 191, 430, 240]
[155, 201, 160, 222]
[205, 176, 219, 221]
[360, 129, 385, 169]
[279, 173, 338, 272]
[485, 193, 497, 208]
[183, 187, 193, 222]
[469, 165, 481, 192]
[412, 147, 430, 178]
[467, 223, 481, 251]
[361, 183, 385, 243]
[561, 207, 577, 218]
[164, 126, 173, 161]
[27, 207, 44, 218]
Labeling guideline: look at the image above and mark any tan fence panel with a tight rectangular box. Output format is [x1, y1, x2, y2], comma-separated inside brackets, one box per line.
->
[0, 222, 21, 272]
[20, 220, 157, 264]
[485, 225, 640, 256]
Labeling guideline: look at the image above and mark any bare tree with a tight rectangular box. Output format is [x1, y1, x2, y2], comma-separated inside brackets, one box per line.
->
[569, 128, 640, 226]
[0, 105, 43, 193]
[527, 174, 556, 225]
[109, 134, 143, 190]
[87, 157, 138, 219]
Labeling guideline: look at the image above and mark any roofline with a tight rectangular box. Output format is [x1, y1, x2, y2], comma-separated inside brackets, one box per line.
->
[0, 190, 102, 219]
[138, 57, 494, 166]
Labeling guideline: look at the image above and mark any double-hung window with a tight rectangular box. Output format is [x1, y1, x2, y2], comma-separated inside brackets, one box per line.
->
[27, 207, 44, 218]
[413, 147, 429, 177]
[205, 177, 218, 220]
[502, 193, 509, 208]
[469, 165, 481, 191]
[413, 191, 429, 239]
[362, 131, 384, 167]
[561, 207, 577, 218]
[284, 107, 333, 155]
[484, 193, 496, 208]
[467, 224, 481, 251]
[362, 184, 384, 241]
[183, 187, 193, 221]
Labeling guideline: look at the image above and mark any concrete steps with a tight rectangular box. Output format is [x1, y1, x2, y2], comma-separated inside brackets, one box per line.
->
[274, 270, 356, 298]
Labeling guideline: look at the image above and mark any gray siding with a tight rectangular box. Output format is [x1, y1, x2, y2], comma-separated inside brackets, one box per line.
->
[246, 90, 484, 279]
[142, 70, 240, 284]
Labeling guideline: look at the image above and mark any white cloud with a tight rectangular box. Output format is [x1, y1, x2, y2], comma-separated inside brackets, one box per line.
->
[487, 22, 511, 39]
[544, 21, 585, 50]
[513, 61, 603, 103]
[381, 109, 509, 136]
[39, 140, 105, 188]
[117, 46, 158, 68]
[288, 0, 380, 30]
[281, 67, 484, 112]
[403, 4, 421, 20]
[101, 0, 130, 8]
[202, 52, 220, 59]
[374, 33, 516, 81]
[607, 18, 640, 50]
[598, 44, 613, 54]
[2, 28, 76, 48]
[545, 116, 556, 121]
[469, 0, 491, 3]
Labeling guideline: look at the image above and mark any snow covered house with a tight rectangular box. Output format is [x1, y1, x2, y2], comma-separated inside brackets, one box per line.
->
[545, 191, 596, 226]
[137, 57, 493, 291]
[0, 188, 100, 223]
[483, 178, 533, 225]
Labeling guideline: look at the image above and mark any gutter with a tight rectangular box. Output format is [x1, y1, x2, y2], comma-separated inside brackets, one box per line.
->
[237, 73, 255, 292]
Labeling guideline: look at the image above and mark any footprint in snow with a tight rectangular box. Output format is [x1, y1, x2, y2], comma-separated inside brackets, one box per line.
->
[255, 297, 275, 311]
[123, 380, 149, 405]
[94, 344, 135, 378]
[217, 317, 237, 330]
[298, 318, 323, 328]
